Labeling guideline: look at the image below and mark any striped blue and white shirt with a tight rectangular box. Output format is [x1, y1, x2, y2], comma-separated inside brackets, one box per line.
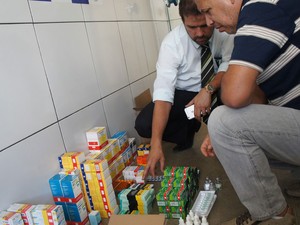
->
[230, 0, 300, 109]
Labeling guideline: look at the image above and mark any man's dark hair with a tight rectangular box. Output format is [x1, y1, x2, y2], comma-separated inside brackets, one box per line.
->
[179, 0, 202, 22]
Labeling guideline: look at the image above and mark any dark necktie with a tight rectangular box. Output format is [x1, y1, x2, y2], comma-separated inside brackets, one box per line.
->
[201, 45, 217, 124]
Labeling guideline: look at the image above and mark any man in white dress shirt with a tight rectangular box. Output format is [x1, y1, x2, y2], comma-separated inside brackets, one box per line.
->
[135, 0, 234, 177]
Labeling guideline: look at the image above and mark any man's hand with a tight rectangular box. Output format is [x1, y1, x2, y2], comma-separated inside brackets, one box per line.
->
[200, 134, 215, 157]
[142, 142, 165, 179]
[186, 89, 212, 121]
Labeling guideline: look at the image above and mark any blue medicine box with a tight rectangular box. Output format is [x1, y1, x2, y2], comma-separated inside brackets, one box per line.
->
[49, 174, 66, 197]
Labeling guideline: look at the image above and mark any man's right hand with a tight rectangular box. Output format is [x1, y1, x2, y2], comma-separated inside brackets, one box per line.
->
[142, 142, 165, 179]
[200, 134, 215, 157]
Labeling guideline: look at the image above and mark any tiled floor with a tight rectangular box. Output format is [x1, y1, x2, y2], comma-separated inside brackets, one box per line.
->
[103, 124, 300, 225]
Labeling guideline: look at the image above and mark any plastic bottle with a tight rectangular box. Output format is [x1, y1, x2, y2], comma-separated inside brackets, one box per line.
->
[189, 210, 195, 221]
[201, 216, 209, 225]
[186, 215, 192, 224]
[209, 179, 215, 191]
[194, 214, 200, 224]
[204, 177, 210, 191]
[179, 217, 185, 225]
[215, 177, 222, 190]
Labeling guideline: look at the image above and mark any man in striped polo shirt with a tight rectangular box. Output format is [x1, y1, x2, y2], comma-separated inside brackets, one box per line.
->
[195, 0, 300, 224]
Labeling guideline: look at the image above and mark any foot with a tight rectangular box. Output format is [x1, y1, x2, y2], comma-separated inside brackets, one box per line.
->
[221, 212, 257, 225]
[259, 213, 296, 225]
[221, 208, 296, 225]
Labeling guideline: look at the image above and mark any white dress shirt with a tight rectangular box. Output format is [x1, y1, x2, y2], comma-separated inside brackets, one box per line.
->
[153, 23, 234, 104]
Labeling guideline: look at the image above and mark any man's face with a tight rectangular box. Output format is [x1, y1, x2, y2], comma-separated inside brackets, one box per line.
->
[194, 0, 239, 34]
[183, 14, 214, 46]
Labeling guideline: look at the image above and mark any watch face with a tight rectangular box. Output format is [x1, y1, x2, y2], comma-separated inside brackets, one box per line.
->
[208, 84, 214, 92]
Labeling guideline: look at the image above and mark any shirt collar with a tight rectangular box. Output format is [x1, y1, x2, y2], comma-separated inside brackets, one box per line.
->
[197, 30, 215, 49]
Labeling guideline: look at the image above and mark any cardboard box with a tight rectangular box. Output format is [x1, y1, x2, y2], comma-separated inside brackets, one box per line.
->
[108, 214, 166, 225]
[133, 89, 152, 111]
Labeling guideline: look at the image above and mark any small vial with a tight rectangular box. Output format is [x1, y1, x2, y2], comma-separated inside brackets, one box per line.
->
[186, 215, 192, 224]
[179, 217, 185, 225]
[194, 220, 200, 225]
[204, 177, 210, 191]
[201, 216, 209, 225]
[215, 177, 222, 190]
[186, 221, 192, 225]
[209, 180, 215, 191]
[189, 210, 194, 221]
[194, 214, 200, 224]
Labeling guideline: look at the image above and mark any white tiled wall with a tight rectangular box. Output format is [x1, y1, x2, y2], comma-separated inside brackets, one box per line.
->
[114, 0, 153, 21]
[0, 24, 57, 150]
[167, 3, 182, 29]
[86, 22, 128, 97]
[82, 0, 117, 21]
[0, 0, 179, 209]
[118, 22, 149, 83]
[35, 22, 101, 119]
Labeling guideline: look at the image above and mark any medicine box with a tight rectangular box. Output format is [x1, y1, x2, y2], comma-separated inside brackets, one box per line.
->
[88, 211, 101, 225]
[58, 152, 85, 170]
[49, 174, 67, 197]
[46, 205, 66, 225]
[30, 205, 66, 225]
[0, 211, 24, 225]
[111, 131, 129, 152]
[61, 174, 82, 199]
[86, 127, 108, 150]
[7, 204, 35, 225]
[66, 197, 87, 222]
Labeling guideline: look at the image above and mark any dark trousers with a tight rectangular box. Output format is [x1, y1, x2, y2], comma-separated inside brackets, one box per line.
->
[134, 89, 201, 146]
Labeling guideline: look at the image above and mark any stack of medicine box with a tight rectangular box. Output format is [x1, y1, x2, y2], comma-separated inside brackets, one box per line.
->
[86, 128, 128, 182]
[112, 138, 138, 191]
[29, 204, 66, 225]
[83, 128, 136, 218]
[122, 166, 145, 184]
[0, 211, 24, 225]
[128, 138, 138, 164]
[80, 158, 119, 219]
[156, 166, 200, 219]
[120, 144, 135, 168]
[86, 127, 122, 168]
[85, 138, 124, 181]
[57, 152, 92, 213]
[108, 154, 125, 181]
[118, 183, 155, 214]
[136, 144, 150, 166]
[86, 129, 137, 195]
[110, 131, 131, 179]
[111, 131, 129, 153]
[49, 169, 89, 225]
[7, 203, 35, 225]
[102, 139, 121, 164]
[135, 184, 155, 214]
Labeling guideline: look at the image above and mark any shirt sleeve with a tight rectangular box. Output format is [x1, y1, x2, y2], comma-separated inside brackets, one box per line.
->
[230, 2, 295, 71]
[218, 34, 234, 72]
[211, 30, 234, 73]
[153, 33, 182, 104]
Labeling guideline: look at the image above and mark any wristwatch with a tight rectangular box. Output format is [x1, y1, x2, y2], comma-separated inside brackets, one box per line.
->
[205, 84, 215, 94]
